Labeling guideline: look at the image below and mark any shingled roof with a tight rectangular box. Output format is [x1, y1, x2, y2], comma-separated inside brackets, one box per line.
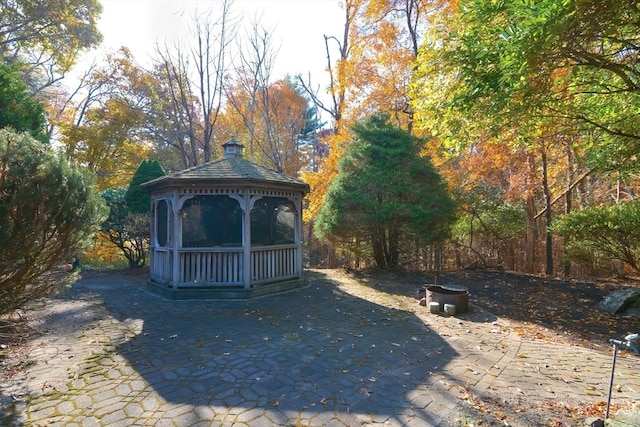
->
[142, 140, 310, 193]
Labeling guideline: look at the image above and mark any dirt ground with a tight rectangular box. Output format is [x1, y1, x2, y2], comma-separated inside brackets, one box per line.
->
[1, 268, 639, 426]
[355, 269, 640, 353]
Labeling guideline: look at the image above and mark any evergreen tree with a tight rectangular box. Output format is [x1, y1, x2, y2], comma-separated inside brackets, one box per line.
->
[0, 129, 107, 315]
[315, 114, 456, 268]
[125, 160, 165, 214]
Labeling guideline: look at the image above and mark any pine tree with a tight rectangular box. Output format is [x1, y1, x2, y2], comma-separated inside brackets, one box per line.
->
[315, 114, 456, 268]
[125, 160, 165, 214]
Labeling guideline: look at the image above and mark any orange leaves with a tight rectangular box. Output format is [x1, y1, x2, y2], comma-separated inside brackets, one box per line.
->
[222, 79, 309, 176]
[84, 232, 126, 266]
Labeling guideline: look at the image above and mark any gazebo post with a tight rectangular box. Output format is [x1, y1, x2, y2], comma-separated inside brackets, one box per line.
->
[295, 198, 304, 281]
[149, 200, 156, 280]
[242, 191, 251, 290]
[171, 193, 180, 289]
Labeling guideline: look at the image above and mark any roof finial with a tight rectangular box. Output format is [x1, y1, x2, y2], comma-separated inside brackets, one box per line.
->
[222, 138, 244, 159]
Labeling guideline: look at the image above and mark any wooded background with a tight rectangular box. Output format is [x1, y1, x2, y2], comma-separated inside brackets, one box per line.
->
[3, 0, 639, 278]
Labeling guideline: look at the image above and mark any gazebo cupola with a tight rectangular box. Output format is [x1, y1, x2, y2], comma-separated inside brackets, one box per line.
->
[221, 138, 244, 158]
[142, 138, 310, 299]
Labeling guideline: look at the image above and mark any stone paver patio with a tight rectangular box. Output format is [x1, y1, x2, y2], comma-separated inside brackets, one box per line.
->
[1, 269, 638, 426]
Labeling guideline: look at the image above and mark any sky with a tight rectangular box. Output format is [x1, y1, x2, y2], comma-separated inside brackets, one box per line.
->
[86, 0, 345, 92]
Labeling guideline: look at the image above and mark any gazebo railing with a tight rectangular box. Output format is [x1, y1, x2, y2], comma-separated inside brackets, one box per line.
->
[250, 244, 298, 284]
[180, 247, 244, 286]
[150, 244, 300, 287]
[150, 247, 172, 283]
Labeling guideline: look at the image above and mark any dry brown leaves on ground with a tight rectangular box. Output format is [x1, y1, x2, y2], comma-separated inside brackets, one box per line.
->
[358, 269, 640, 351]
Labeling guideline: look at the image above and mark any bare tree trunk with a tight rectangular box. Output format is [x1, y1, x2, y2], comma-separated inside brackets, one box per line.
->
[563, 141, 575, 276]
[372, 230, 386, 268]
[193, 1, 235, 162]
[541, 147, 553, 275]
[388, 224, 400, 267]
[226, 16, 277, 163]
[524, 193, 536, 274]
[398, 0, 430, 135]
[155, 46, 202, 167]
[151, 2, 235, 166]
[297, 0, 357, 133]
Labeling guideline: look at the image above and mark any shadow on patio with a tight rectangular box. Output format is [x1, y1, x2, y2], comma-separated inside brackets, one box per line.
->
[79, 269, 462, 425]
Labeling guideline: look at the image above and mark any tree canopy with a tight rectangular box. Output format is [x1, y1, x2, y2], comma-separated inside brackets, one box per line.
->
[413, 0, 640, 173]
[0, 62, 46, 141]
[0, 0, 102, 78]
[6, 0, 638, 276]
[553, 200, 640, 274]
[315, 114, 456, 268]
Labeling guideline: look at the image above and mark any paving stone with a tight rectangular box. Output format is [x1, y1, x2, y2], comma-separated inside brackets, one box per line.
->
[28, 403, 55, 418]
[80, 416, 101, 427]
[92, 388, 117, 403]
[164, 404, 195, 419]
[123, 402, 145, 418]
[92, 397, 127, 417]
[102, 409, 127, 424]
[55, 400, 75, 415]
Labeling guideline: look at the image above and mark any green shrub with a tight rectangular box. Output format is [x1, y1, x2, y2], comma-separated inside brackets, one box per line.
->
[0, 129, 107, 315]
[553, 200, 640, 274]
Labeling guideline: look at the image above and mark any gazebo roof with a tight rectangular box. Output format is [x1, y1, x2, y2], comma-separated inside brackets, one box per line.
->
[142, 149, 310, 194]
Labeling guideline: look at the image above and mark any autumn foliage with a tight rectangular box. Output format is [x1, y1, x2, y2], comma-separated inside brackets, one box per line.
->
[6, 0, 639, 276]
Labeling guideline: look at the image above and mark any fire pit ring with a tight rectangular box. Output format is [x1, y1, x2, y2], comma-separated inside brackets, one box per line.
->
[426, 285, 469, 313]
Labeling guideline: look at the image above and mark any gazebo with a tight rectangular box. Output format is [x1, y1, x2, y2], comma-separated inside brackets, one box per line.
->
[142, 139, 310, 299]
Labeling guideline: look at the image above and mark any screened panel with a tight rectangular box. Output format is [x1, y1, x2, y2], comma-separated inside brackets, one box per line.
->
[251, 197, 295, 246]
[156, 199, 169, 247]
[182, 195, 242, 247]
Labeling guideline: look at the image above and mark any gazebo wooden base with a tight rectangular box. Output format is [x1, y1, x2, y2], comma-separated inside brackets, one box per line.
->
[146, 278, 306, 300]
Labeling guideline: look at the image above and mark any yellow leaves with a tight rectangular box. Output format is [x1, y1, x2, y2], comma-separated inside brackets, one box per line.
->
[100, 141, 151, 190]
[333, 0, 426, 127]
[59, 96, 151, 190]
[84, 232, 126, 266]
[302, 131, 351, 222]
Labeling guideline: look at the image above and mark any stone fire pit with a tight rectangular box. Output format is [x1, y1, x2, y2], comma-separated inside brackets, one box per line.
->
[426, 285, 469, 314]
